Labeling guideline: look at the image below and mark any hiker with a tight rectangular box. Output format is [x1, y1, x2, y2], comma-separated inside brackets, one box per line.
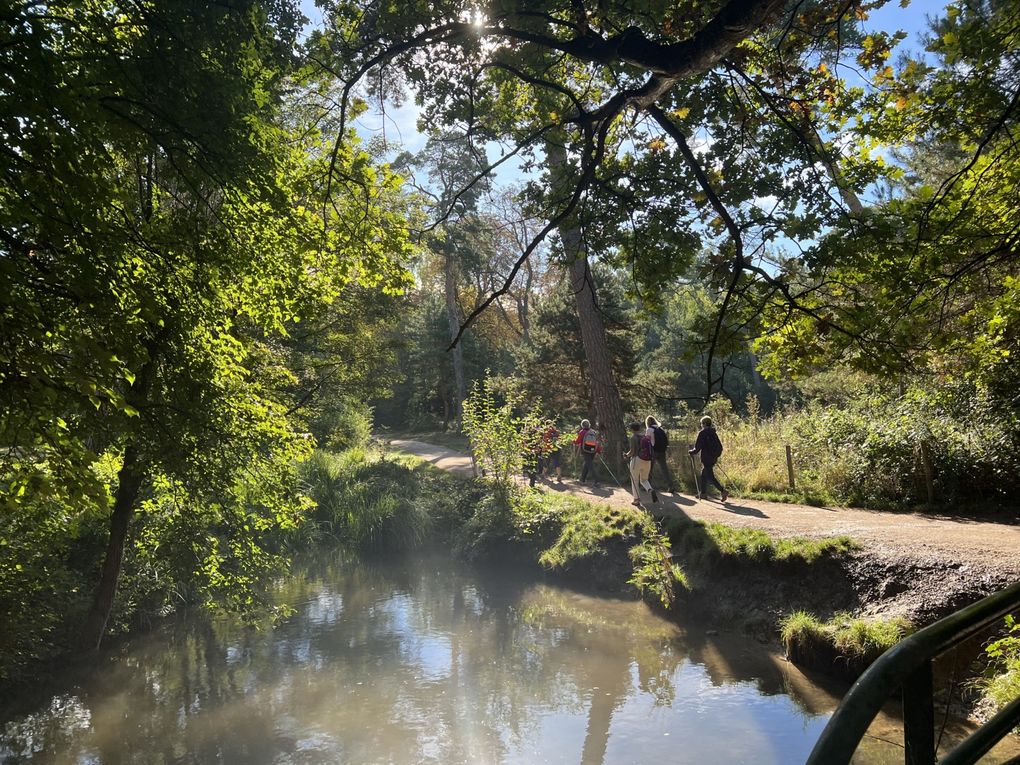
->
[573, 419, 601, 485]
[689, 415, 728, 502]
[625, 421, 658, 507]
[645, 415, 677, 493]
[541, 424, 563, 484]
[524, 424, 544, 488]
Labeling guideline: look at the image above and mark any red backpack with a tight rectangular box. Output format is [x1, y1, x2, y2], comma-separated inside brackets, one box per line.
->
[638, 434, 654, 461]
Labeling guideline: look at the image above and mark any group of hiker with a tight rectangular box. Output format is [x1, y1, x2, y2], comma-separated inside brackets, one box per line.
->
[525, 415, 728, 510]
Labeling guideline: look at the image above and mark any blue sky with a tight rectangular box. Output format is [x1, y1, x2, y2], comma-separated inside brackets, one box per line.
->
[296, 0, 949, 184]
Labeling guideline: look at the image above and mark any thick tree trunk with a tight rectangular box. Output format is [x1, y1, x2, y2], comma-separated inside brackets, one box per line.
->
[80, 441, 145, 650]
[545, 142, 627, 472]
[566, 248, 627, 473]
[444, 252, 467, 429]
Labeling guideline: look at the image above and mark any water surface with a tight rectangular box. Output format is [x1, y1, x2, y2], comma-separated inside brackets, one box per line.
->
[2, 552, 1017, 764]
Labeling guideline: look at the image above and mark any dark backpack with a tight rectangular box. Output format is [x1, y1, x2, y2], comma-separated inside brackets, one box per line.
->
[652, 426, 668, 453]
[638, 435, 654, 461]
[700, 428, 723, 463]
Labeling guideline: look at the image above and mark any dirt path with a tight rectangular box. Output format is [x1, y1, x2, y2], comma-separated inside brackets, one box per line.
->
[389, 438, 1020, 588]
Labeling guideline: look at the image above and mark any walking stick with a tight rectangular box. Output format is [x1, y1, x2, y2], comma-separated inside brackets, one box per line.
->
[689, 452, 701, 497]
[597, 454, 625, 488]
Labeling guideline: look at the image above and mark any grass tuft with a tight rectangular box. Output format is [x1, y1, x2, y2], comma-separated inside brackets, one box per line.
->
[781, 610, 913, 668]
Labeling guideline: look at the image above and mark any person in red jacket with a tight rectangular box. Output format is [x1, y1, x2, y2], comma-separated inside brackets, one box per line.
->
[573, 419, 602, 485]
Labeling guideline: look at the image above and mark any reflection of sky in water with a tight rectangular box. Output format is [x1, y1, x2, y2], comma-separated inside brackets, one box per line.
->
[2, 553, 1018, 765]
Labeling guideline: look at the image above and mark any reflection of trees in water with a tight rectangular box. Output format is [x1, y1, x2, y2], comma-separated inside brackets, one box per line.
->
[0, 695, 92, 761]
[0, 551, 891, 765]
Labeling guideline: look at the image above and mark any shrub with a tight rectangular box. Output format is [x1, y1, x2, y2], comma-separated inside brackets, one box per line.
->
[656, 378, 1020, 511]
[0, 450, 309, 683]
[979, 616, 1020, 720]
[461, 374, 558, 496]
[310, 396, 374, 452]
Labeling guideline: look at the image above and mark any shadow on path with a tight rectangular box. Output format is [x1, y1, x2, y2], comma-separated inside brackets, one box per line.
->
[721, 502, 769, 519]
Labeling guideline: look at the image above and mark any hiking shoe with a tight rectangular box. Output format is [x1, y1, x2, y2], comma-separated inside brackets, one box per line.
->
[721, 490, 729, 502]
[651, 490, 659, 504]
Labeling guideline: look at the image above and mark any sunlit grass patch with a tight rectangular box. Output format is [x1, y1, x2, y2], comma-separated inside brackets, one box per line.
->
[511, 492, 689, 606]
[781, 610, 913, 669]
[665, 517, 859, 567]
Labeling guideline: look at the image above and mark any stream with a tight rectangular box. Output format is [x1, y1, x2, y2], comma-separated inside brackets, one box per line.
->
[2, 551, 1018, 764]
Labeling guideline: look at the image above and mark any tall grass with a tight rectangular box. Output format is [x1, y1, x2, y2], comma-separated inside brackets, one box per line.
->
[299, 448, 436, 550]
[653, 388, 1016, 510]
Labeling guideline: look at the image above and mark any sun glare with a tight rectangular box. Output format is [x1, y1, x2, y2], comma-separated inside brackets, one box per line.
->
[461, 7, 486, 29]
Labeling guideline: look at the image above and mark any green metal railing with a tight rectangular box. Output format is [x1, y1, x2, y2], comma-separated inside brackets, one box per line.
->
[806, 581, 1020, 765]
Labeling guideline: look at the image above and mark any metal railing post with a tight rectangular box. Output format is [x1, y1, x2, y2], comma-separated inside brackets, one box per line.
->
[805, 581, 1020, 765]
[902, 659, 935, 765]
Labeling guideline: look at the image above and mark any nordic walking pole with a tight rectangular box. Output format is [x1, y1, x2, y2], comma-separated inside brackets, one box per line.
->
[689, 451, 701, 497]
[597, 454, 625, 488]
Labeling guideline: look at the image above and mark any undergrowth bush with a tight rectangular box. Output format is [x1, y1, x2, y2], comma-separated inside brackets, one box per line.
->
[0, 451, 310, 685]
[308, 396, 374, 452]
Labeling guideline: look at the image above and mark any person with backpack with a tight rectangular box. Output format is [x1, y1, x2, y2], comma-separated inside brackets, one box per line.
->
[689, 415, 728, 502]
[573, 419, 601, 485]
[625, 421, 658, 507]
[645, 415, 677, 493]
[541, 424, 563, 484]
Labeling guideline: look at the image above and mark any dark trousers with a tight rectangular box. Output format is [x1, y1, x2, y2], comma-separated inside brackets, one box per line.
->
[648, 451, 676, 490]
[580, 452, 599, 482]
[527, 455, 542, 486]
[701, 462, 725, 495]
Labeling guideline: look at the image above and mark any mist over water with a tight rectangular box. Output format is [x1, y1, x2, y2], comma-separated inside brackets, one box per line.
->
[2, 551, 1016, 764]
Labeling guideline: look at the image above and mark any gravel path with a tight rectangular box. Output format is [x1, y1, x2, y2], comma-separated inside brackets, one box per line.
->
[389, 438, 1020, 583]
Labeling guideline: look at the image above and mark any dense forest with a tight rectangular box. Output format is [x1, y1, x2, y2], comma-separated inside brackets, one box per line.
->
[1, 0, 1018, 713]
